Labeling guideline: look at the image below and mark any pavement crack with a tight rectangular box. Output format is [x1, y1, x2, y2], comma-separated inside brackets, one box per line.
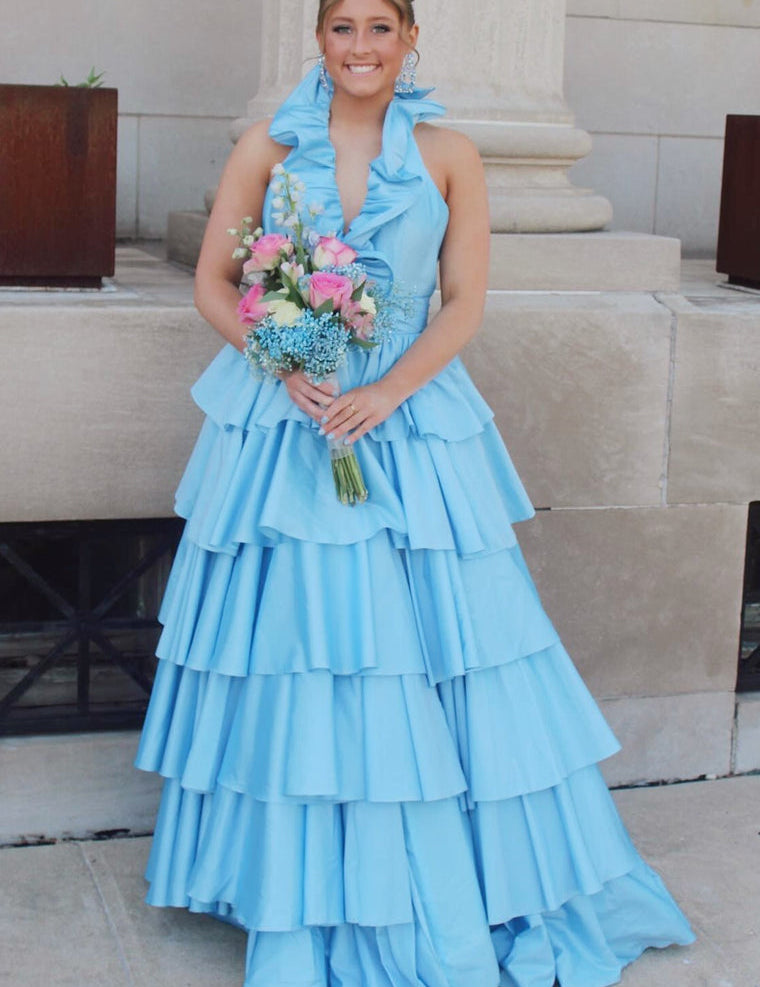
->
[78, 842, 137, 987]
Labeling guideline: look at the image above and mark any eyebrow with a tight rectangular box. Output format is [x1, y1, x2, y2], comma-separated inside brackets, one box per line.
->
[329, 16, 396, 23]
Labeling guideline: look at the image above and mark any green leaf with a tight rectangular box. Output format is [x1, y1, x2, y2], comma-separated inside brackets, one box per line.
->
[349, 335, 377, 350]
[285, 285, 306, 307]
[313, 299, 335, 318]
[351, 280, 366, 302]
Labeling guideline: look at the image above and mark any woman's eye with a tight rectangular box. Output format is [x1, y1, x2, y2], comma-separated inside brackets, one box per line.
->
[372, 24, 391, 32]
[332, 24, 351, 34]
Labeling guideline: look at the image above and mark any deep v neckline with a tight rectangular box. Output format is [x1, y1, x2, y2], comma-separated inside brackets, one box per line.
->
[326, 108, 387, 237]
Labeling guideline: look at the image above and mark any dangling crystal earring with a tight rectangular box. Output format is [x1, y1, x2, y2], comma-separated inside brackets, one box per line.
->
[394, 52, 417, 94]
[318, 53, 330, 92]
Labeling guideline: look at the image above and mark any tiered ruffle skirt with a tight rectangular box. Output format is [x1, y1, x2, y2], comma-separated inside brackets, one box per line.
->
[136, 343, 694, 987]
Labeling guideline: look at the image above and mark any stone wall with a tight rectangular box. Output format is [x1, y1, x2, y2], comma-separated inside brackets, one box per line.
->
[463, 255, 759, 786]
[4, 0, 263, 239]
[565, 0, 760, 254]
[6, 0, 760, 248]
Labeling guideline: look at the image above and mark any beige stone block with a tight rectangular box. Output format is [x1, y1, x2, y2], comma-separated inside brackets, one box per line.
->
[517, 505, 746, 698]
[568, 135, 659, 236]
[167, 210, 209, 269]
[565, 18, 760, 138]
[0, 842, 131, 986]
[0, 732, 162, 845]
[734, 692, 760, 775]
[568, 1, 760, 28]
[0, 304, 221, 521]
[116, 115, 138, 239]
[138, 117, 233, 238]
[655, 137, 724, 256]
[600, 692, 735, 786]
[4, 1, 262, 118]
[466, 292, 671, 508]
[80, 839, 246, 987]
[488, 231, 680, 292]
[667, 304, 760, 504]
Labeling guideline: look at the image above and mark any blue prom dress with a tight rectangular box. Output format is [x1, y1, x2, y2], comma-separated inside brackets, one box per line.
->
[135, 65, 694, 987]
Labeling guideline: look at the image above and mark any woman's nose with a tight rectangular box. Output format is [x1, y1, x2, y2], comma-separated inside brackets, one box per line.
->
[351, 29, 374, 54]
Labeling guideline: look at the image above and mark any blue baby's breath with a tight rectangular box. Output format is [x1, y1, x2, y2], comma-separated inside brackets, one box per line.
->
[244, 311, 350, 383]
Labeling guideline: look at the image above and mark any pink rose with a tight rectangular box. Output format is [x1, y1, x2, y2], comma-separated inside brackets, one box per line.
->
[243, 233, 293, 273]
[237, 283, 269, 325]
[312, 236, 358, 270]
[341, 298, 375, 339]
[308, 272, 355, 311]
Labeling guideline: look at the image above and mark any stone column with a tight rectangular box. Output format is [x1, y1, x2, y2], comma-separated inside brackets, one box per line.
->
[226, 0, 612, 234]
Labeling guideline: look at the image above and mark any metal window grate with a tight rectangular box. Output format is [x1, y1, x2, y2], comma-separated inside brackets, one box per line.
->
[0, 518, 182, 735]
[737, 502, 760, 692]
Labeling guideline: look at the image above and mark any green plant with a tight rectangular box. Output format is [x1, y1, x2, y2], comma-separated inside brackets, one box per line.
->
[57, 67, 105, 88]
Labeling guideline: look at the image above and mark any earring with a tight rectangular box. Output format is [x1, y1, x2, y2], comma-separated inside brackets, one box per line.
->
[394, 52, 417, 94]
[318, 53, 330, 93]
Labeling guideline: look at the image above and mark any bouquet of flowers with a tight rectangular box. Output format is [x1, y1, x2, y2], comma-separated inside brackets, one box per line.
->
[229, 165, 395, 506]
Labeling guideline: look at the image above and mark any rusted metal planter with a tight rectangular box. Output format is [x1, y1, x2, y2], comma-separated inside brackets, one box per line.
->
[717, 115, 760, 290]
[0, 84, 117, 288]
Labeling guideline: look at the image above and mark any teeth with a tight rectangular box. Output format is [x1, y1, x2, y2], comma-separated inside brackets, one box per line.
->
[347, 65, 378, 74]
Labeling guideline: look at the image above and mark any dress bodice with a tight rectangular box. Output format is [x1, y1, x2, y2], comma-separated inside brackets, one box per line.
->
[264, 65, 449, 309]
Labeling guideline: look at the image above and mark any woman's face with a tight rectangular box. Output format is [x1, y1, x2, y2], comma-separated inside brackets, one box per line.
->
[318, 0, 418, 100]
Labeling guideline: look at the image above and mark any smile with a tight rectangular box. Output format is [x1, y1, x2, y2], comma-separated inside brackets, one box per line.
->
[346, 64, 380, 74]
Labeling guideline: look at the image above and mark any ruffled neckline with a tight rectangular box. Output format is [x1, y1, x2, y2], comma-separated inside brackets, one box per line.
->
[268, 64, 446, 271]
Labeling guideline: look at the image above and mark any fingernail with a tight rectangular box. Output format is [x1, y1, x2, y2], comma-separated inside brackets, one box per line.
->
[318, 427, 325, 436]
[320, 415, 328, 424]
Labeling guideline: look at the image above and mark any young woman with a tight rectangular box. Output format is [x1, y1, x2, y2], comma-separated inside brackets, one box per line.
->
[136, 2, 695, 985]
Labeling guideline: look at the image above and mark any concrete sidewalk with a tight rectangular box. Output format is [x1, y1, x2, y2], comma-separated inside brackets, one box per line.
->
[1, 774, 759, 987]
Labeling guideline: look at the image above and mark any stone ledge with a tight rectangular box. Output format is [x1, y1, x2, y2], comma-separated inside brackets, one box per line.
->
[0, 732, 161, 845]
[167, 210, 208, 270]
[489, 231, 681, 292]
[167, 214, 681, 294]
[600, 691, 736, 787]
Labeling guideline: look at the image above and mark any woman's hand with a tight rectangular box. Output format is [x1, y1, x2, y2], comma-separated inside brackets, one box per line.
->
[281, 370, 339, 422]
[318, 380, 401, 444]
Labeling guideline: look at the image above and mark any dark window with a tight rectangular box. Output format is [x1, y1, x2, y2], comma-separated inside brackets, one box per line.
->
[0, 518, 182, 735]
[737, 502, 760, 692]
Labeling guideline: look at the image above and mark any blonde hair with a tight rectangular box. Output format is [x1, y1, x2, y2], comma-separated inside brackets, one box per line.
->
[316, 0, 416, 34]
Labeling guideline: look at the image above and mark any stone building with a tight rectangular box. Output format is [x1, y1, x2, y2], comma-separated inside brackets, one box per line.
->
[1, 0, 759, 841]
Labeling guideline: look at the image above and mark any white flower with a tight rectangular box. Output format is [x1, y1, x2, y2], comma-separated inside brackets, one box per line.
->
[242, 216, 253, 224]
[282, 214, 298, 229]
[232, 247, 248, 260]
[359, 292, 377, 316]
[272, 196, 285, 209]
[269, 299, 302, 327]
[272, 163, 285, 176]
[308, 202, 324, 217]
[226, 227, 238, 236]
[242, 234, 254, 246]
[280, 261, 305, 283]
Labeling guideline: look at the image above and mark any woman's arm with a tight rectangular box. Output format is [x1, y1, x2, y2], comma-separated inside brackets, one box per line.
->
[320, 127, 491, 443]
[193, 122, 338, 416]
[193, 120, 284, 352]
